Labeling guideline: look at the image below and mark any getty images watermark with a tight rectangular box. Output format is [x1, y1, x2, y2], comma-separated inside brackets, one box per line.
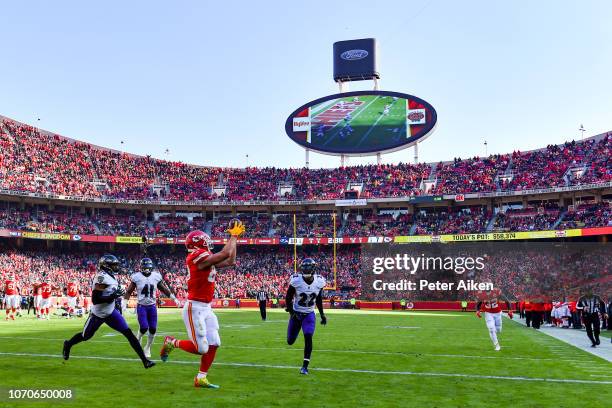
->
[360, 242, 611, 301]
[370, 253, 491, 292]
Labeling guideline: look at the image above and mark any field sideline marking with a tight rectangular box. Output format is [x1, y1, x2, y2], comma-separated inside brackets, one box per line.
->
[0, 336, 591, 363]
[0, 351, 610, 385]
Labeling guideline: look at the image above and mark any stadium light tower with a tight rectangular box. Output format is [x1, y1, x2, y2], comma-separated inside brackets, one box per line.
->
[579, 124, 586, 140]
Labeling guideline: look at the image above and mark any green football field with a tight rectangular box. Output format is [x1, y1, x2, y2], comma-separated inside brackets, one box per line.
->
[0, 309, 610, 408]
[310, 95, 407, 150]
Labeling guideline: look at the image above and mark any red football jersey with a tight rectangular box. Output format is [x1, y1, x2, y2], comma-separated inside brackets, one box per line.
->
[480, 298, 502, 313]
[4, 280, 17, 296]
[67, 282, 78, 297]
[186, 249, 216, 303]
[41, 282, 52, 299]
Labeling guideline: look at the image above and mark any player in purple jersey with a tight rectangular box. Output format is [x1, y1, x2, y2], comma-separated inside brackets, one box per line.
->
[285, 258, 327, 375]
[123, 258, 180, 358]
[62, 254, 155, 369]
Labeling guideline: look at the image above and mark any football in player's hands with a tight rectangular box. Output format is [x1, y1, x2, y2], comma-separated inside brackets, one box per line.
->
[320, 315, 327, 325]
[227, 218, 246, 237]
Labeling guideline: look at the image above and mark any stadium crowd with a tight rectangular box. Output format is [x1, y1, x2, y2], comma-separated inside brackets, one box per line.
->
[1, 119, 610, 202]
[1, 201, 610, 238]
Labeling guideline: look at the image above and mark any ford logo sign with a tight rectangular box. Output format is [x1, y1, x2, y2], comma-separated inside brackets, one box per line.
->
[340, 49, 369, 60]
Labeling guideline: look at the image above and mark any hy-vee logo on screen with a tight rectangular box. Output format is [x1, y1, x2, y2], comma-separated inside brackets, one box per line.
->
[340, 49, 369, 61]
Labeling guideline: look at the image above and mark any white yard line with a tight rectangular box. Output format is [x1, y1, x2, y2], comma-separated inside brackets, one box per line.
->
[0, 351, 610, 385]
[0, 335, 590, 363]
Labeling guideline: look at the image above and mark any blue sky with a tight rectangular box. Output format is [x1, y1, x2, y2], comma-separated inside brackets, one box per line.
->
[1, 1, 610, 168]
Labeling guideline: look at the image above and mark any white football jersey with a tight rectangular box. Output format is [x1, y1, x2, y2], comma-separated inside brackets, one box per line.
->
[91, 271, 118, 318]
[131, 271, 163, 306]
[290, 274, 326, 314]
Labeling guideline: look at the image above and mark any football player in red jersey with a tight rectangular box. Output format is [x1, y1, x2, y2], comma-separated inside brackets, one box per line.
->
[160, 219, 245, 389]
[65, 280, 80, 318]
[476, 289, 514, 351]
[4, 274, 20, 320]
[33, 278, 58, 320]
[33, 281, 43, 318]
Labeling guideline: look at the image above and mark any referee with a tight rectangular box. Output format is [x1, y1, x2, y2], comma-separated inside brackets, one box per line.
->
[576, 290, 608, 348]
[256, 287, 269, 321]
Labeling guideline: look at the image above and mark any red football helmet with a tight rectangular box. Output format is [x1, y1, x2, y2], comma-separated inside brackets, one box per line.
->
[185, 230, 212, 252]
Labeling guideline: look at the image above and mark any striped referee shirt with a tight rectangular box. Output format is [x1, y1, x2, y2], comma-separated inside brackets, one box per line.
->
[256, 291, 268, 302]
[576, 295, 606, 315]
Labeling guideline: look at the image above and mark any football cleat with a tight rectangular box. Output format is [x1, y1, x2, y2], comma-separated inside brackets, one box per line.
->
[160, 336, 175, 362]
[63, 341, 71, 360]
[194, 376, 220, 389]
[143, 359, 156, 369]
[300, 367, 309, 375]
[494, 343, 501, 351]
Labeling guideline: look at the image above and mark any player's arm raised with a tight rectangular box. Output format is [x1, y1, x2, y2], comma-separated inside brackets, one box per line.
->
[215, 238, 237, 269]
[198, 220, 245, 270]
[316, 289, 327, 325]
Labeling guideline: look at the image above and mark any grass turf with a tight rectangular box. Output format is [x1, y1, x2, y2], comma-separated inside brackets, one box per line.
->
[0, 309, 610, 408]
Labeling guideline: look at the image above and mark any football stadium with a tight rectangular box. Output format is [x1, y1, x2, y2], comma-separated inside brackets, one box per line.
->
[1, 2, 611, 408]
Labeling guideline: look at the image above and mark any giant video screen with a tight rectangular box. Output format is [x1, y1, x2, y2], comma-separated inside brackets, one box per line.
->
[285, 91, 437, 155]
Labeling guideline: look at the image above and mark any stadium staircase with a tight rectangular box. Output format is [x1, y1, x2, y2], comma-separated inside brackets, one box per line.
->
[552, 210, 567, 229]
[428, 162, 438, 178]
[408, 221, 418, 235]
[485, 213, 498, 232]
[494, 157, 515, 191]
[203, 220, 213, 235]
[91, 221, 102, 235]
[338, 215, 349, 236]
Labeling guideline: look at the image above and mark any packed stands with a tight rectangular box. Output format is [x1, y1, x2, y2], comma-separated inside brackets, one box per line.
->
[492, 205, 562, 232]
[273, 213, 338, 238]
[413, 207, 490, 235]
[558, 202, 612, 229]
[342, 211, 413, 236]
[1, 202, 611, 237]
[1, 118, 610, 202]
